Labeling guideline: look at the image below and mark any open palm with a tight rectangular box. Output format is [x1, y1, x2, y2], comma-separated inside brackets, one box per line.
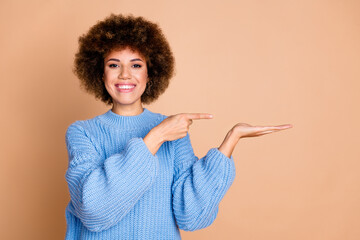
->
[233, 123, 293, 138]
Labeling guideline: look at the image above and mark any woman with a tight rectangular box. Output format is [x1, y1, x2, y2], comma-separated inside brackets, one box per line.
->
[65, 14, 292, 239]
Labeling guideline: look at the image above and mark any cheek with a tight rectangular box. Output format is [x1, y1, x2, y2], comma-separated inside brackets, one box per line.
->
[103, 71, 118, 87]
[103, 70, 116, 81]
[134, 71, 148, 86]
[103, 76, 114, 93]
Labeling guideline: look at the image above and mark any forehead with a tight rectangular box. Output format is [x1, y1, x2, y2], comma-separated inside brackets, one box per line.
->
[104, 46, 146, 61]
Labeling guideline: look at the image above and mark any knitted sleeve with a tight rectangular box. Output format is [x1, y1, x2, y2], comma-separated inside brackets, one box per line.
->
[171, 133, 236, 231]
[65, 122, 159, 232]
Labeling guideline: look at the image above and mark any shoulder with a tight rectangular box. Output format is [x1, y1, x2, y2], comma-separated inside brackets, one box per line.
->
[146, 109, 169, 125]
[65, 114, 103, 139]
[156, 112, 168, 122]
[146, 108, 168, 119]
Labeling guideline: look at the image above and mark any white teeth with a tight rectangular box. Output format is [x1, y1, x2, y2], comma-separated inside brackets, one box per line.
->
[117, 85, 135, 89]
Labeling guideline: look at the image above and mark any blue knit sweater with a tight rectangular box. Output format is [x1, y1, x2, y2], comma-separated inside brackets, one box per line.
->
[64, 108, 236, 239]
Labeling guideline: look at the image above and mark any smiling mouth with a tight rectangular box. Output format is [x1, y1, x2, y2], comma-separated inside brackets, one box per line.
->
[115, 84, 136, 93]
[115, 84, 136, 89]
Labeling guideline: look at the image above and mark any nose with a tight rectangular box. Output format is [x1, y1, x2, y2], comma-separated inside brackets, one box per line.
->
[118, 66, 131, 80]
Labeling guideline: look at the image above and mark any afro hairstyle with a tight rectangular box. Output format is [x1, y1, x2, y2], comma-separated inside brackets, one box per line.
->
[73, 14, 175, 105]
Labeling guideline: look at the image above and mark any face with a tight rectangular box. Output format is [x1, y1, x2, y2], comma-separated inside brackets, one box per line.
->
[103, 47, 148, 112]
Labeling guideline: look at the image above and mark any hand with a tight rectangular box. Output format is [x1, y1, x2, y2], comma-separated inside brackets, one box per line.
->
[218, 123, 293, 158]
[144, 113, 213, 155]
[156, 113, 213, 142]
[232, 123, 293, 139]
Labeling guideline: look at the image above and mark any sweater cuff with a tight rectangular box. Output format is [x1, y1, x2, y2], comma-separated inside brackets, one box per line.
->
[122, 137, 160, 175]
[129, 137, 158, 156]
[207, 147, 234, 162]
[127, 137, 159, 159]
[205, 148, 236, 185]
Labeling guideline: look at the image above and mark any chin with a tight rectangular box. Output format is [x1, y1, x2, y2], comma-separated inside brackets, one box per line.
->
[113, 98, 141, 106]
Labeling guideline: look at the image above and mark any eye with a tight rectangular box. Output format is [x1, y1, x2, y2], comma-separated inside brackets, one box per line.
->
[109, 63, 118, 68]
[132, 64, 142, 68]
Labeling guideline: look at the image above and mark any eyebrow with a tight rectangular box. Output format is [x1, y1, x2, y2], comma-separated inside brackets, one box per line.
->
[106, 58, 144, 63]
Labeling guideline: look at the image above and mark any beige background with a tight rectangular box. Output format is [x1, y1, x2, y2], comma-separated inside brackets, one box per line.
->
[1, 0, 359, 239]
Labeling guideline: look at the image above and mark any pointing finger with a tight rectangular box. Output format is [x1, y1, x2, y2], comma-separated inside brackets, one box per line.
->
[186, 113, 214, 120]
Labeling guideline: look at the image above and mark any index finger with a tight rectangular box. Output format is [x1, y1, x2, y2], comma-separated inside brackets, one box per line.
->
[185, 113, 214, 120]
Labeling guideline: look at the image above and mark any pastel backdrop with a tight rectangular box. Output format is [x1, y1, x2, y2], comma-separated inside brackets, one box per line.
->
[0, 0, 359, 239]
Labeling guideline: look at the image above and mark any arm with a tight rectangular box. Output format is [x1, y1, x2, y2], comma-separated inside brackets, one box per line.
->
[65, 122, 159, 232]
[171, 133, 236, 231]
[143, 113, 292, 231]
[144, 114, 235, 231]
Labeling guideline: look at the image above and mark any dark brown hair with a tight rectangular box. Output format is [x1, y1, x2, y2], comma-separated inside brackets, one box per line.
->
[73, 14, 175, 104]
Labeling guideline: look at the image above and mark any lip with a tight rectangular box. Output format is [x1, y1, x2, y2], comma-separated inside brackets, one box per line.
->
[115, 83, 136, 93]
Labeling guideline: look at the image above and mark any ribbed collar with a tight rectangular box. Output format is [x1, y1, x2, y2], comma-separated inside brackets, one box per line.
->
[98, 108, 161, 130]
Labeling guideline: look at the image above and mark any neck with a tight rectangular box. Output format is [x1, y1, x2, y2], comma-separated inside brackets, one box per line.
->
[111, 102, 144, 116]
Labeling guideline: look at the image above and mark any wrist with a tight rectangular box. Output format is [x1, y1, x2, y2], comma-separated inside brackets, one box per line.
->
[226, 128, 241, 143]
[218, 129, 241, 158]
[150, 125, 165, 145]
[228, 127, 241, 141]
[143, 126, 164, 155]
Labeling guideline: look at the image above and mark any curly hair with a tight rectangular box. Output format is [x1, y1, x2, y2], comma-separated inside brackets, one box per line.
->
[73, 14, 175, 105]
